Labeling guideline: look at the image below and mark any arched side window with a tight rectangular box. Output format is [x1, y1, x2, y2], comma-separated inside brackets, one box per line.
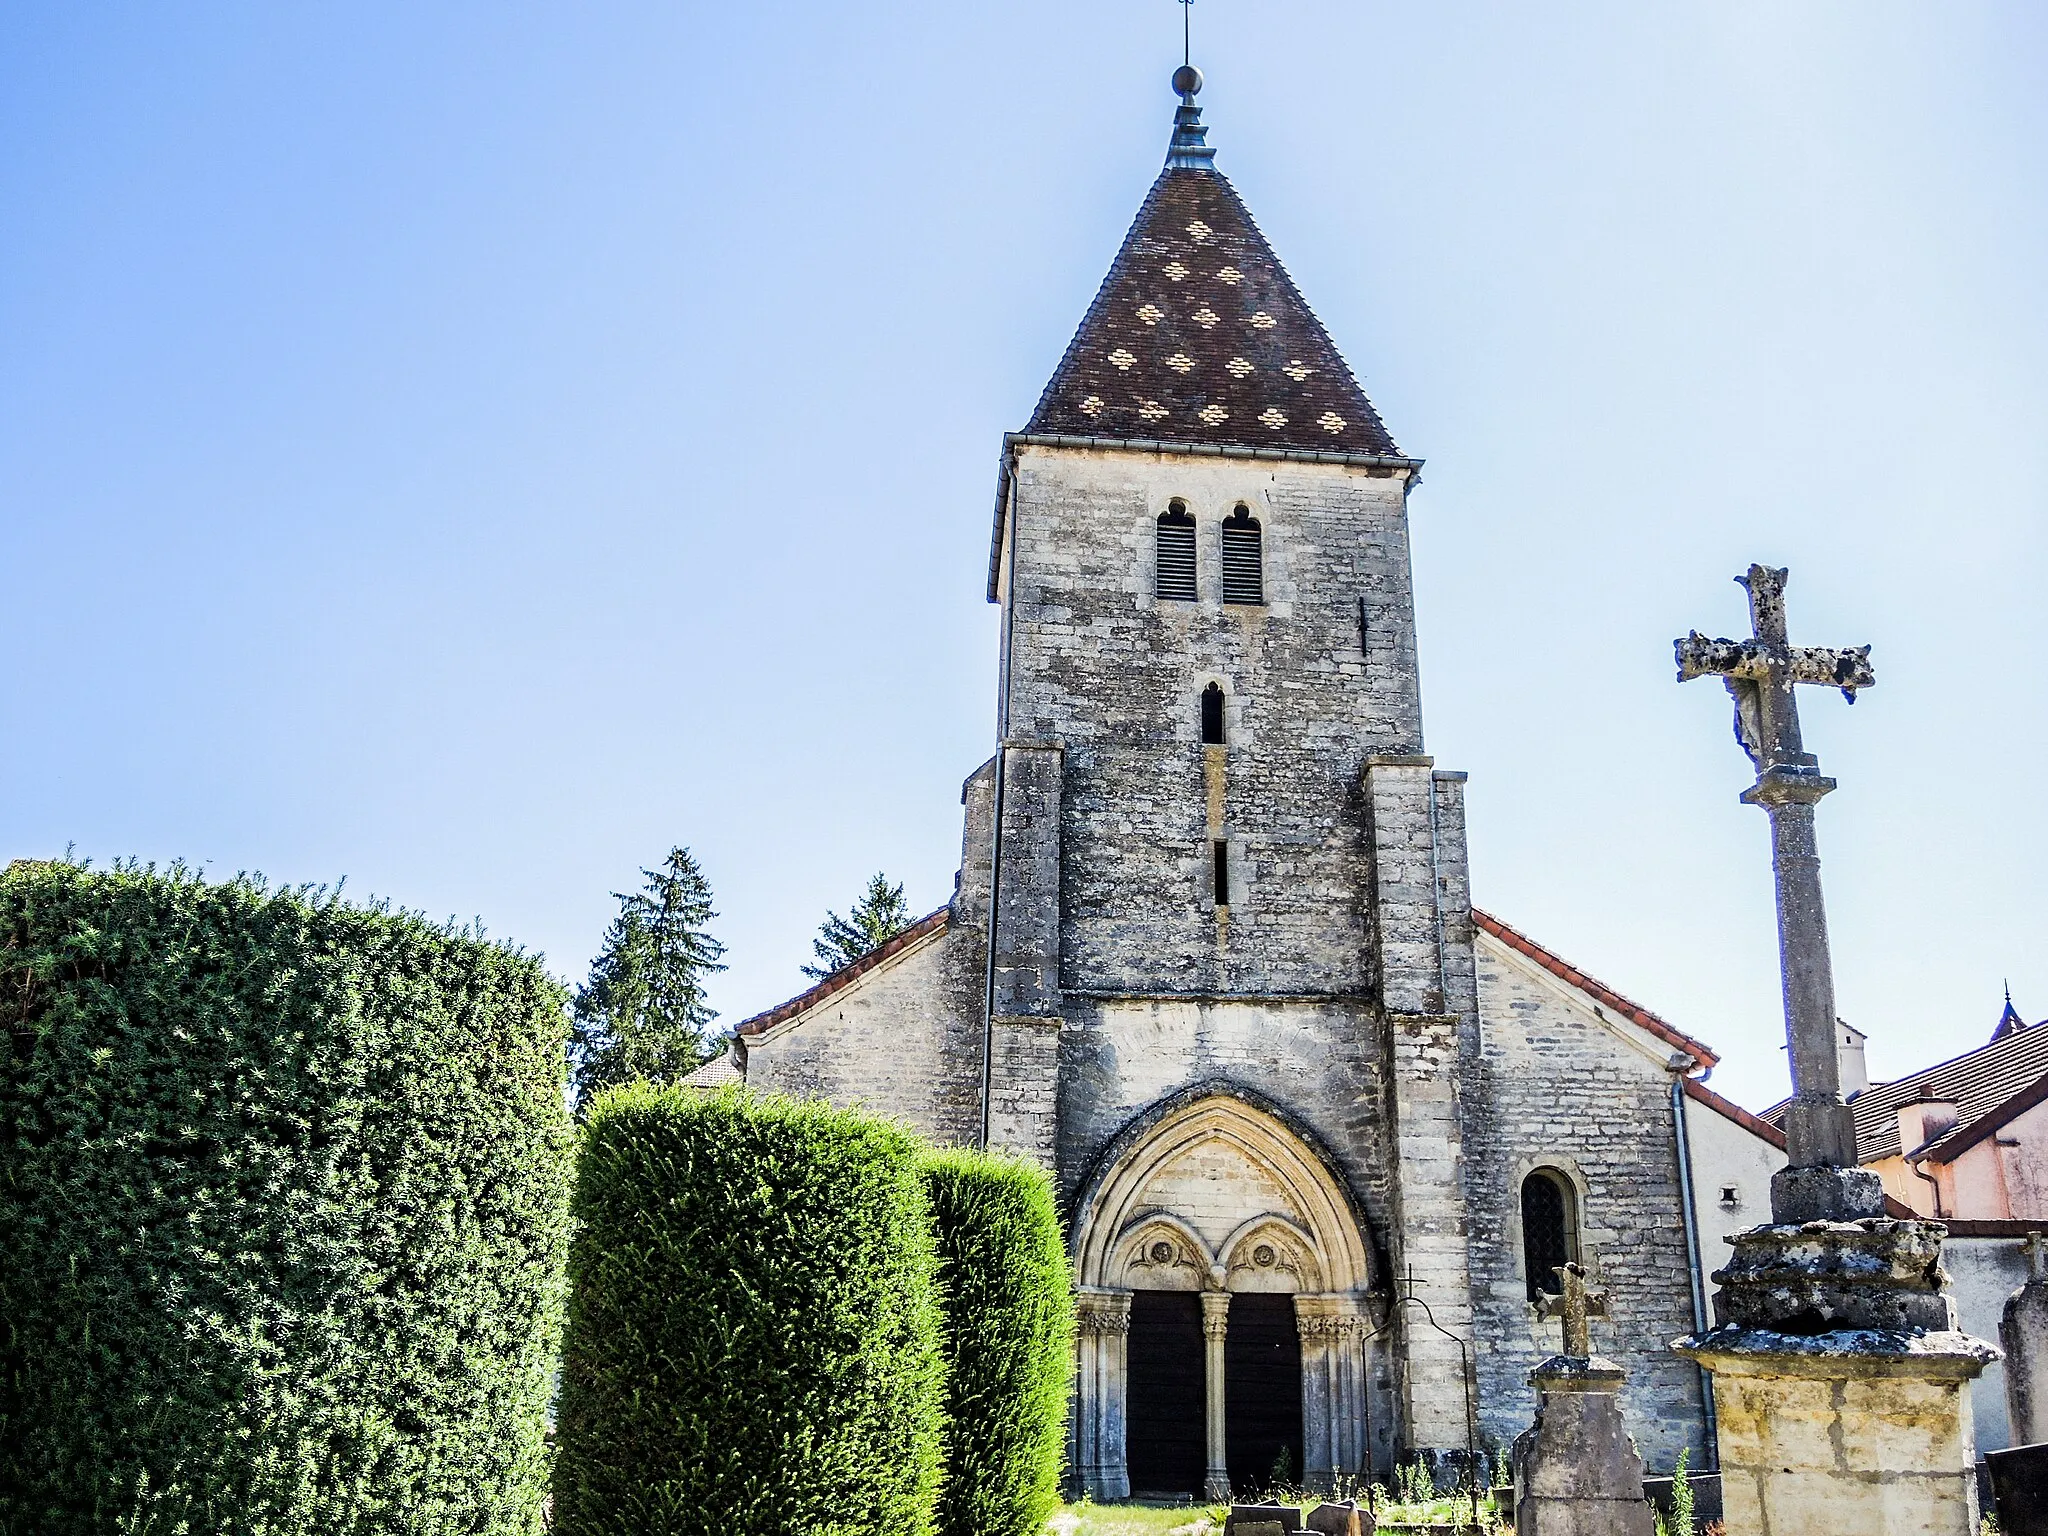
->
[1221, 505, 1264, 606]
[1520, 1168, 1579, 1300]
[1156, 501, 1197, 602]
[1201, 683, 1225, 745]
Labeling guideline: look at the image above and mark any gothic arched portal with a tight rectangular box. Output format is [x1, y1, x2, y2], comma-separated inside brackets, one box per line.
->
[1069, 1091, 1382, 1501]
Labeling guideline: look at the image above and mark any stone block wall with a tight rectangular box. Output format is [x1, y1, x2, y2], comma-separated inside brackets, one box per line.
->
[999, 445, 1422, 998]
[1463, 932, 1708, 1470]
[742, 925, 984, 1146]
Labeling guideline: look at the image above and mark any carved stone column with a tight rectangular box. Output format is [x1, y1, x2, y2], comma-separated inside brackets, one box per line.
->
[1202, 1291, 1232, 1501]
[1296, 1293, 1370, 1492]
[1073, 1288, 1132, 1502]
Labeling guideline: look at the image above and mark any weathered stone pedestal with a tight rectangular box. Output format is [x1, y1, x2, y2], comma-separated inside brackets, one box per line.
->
[1512, 1356, 1654, 1536]
[1676, 1204, 2000, 1536]
[2002, 1233, 2048, 1447]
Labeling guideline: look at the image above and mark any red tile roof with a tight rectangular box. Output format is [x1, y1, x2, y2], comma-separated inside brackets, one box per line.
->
[1472, 908, 1719, 1069]
[733, 907, 951, 1039]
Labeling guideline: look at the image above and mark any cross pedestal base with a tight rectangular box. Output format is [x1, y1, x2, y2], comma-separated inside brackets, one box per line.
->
[1675, 1218, 2000, 1536]
[1512, 1356, 1655, 1536]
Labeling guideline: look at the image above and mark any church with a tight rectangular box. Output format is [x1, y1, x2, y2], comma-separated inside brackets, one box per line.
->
[686, 67, 1788, 1498]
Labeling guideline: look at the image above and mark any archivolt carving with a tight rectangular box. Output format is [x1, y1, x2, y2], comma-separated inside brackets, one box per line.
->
[1115, 1212, 1211, 1290]
[1221, 1214, 1320, 1293]
[1075, 1093, 1373, 1295]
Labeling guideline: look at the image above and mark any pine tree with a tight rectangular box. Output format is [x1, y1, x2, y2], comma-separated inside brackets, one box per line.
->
[571, 846, 728, 1107]
[802, 872, 914, 981]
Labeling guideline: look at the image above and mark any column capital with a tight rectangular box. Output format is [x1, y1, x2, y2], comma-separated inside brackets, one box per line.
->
[1294, 1291, 1370, 1338]
[1200, 1289, 1232, 1336]
[1076, 1287, 1133, 1336]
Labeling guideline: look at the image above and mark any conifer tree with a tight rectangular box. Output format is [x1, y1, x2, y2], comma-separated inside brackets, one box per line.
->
[571, 846, 727, 1107]
[802, 873, 914, 981]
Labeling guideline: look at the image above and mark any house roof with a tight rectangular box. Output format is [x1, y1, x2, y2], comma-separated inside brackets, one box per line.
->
[679, 1049, 743, 1090]
[1021, 83, 1401, 462]
[731, 906, 950, 1039]
[1764, 1012, 2048, 1163]
[1472, 908, 1719, 1069]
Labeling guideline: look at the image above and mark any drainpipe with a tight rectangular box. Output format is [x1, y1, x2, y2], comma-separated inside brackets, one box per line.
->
[1907, 1148, 1944, 1218]
[1669, 1070, 1719, 1467]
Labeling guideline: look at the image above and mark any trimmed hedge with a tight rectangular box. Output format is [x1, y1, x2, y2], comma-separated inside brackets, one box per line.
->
[923, 1149, 1075, 1536]
[554, 1084, 945, 1536]
[0, 860, 574, 1536]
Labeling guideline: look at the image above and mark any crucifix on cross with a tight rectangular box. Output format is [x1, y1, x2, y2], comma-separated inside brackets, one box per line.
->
[1535, 1261, 1609, 1360]
[1677, 565, 1884, 1217]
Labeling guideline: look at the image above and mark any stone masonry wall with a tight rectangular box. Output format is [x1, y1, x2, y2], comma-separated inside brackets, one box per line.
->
[999, 445, 1422, 997]
[744, 927, 983, 1145]
[1464, 932, 1708, 1470]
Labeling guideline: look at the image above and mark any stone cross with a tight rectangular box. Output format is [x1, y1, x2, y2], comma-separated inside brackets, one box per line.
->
[1536, 1261, 1609, 1359]
[1678, 566, 1879, 1213]
[2025, 1232, 2048, 1282]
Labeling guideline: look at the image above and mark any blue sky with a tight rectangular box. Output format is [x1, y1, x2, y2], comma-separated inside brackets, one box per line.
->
[4, 3, 2043, 1111]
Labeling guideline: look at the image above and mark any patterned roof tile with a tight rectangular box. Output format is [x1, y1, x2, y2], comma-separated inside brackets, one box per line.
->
[1024, 164, 1401, 458]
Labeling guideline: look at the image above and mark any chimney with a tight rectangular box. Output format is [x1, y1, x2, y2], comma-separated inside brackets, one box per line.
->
[1837, 1019, 1870, 1098]
[1897, 1097, 1959, 1154]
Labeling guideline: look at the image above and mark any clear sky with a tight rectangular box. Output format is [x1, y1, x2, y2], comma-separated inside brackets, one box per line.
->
[4, 3, 2043, 1112]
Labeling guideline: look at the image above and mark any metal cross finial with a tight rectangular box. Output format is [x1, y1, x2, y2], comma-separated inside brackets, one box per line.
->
[1181, 0, 1193, 68]
[1535, 1261, 1609, 1359]
[1678, 565, 1879, 1200]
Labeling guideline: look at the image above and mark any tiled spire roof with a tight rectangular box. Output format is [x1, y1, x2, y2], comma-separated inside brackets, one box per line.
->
[1024, 79, 1400, 459]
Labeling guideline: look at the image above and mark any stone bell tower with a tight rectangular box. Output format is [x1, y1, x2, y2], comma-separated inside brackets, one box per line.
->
[980, 65, 1486, 1475]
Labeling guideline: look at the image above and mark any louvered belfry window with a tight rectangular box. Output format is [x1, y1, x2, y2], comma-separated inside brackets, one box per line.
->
[1156, 501, 1197, 601]
[1221, 505, 1264, 606]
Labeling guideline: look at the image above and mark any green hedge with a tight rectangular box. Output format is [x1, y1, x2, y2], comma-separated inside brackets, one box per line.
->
[923, 1149, 1075, 1536]
[553, 1084, 945, 1535]
[0, 860, 574, 1536]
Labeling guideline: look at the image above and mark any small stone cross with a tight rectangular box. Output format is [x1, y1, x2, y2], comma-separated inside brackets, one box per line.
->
[1536, 1261, 1609, 1359]
[2024, 1232, 2048, 1283]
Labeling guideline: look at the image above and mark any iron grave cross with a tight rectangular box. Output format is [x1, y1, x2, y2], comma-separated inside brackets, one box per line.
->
[1678, 566, 1882, 1219]
[1537, 1261, 1609, 1359]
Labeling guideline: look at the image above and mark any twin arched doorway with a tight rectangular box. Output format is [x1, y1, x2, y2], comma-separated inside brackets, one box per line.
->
[1070, 1090, 1382, 1501]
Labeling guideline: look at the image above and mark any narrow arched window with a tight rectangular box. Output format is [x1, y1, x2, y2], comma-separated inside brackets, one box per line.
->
[1221, 505, 1263, 606]
[1201, 683, 1225, 745]
[1156, 501, 1197, 602]
[1521, 1169, 1578, 1301]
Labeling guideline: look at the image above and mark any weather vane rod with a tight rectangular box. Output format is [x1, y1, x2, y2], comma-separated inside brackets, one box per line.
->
[1182, 0, 1193, 69]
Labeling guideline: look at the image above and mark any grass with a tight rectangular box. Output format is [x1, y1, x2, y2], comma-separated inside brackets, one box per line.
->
[1047, 1496, 1508, 1534]
[1047, 1504, 1223, 1536]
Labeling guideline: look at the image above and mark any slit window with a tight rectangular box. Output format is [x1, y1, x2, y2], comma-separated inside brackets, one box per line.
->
[1156, 501, 1197, 602]
[1212, 841, 1230, 907]
[1201, 683, 1225, 745]
[1221, 505, 1264, 606]
[1521, 1169, 1579, 1301]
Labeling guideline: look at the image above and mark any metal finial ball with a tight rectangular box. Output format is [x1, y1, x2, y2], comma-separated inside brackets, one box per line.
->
[1173, 64, 1203, 98]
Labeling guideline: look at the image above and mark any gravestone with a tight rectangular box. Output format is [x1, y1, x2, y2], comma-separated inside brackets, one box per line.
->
[1513, 1262, 1654, 1536]
[1224, 1505, 1301, 1535]
[1986, 1443, 2048, 1536]
[2004, 1233, 2048, 1447]
[1304, 1499, 1371, 1536]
